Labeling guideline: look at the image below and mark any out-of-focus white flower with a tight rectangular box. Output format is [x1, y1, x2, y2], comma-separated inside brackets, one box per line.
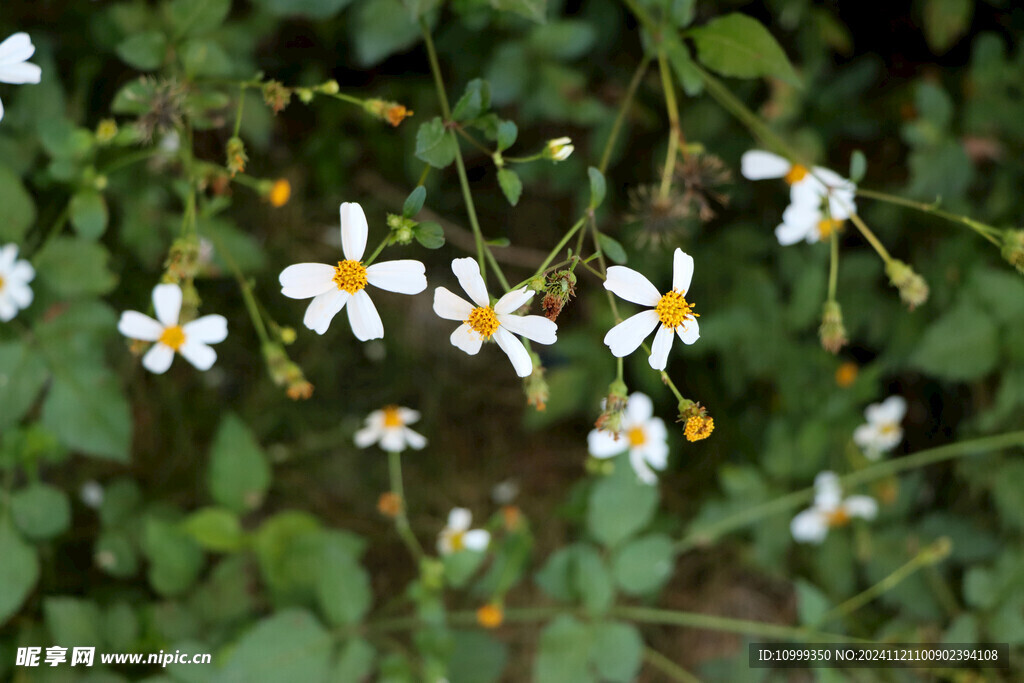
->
[432, 258, 557, 378]
[587, 392, 669, 485]
[774, 203, 845, 246]
[741, 150, 857, 221]
[437, 508, 490, 555]
[80, 481, 104, 509]
[279, 202, 427, 338]
[791, 471, 877, 544]
[602, 248, 699, 370]
[0, 33, 42, 123]
[544, 137, 574, 161]
[118, 283, 228, 374]
[0, 243, 34, 321]
[491, 479, 520, 505]
[354, 405, 427, 453]
[853, 395, 906, 459]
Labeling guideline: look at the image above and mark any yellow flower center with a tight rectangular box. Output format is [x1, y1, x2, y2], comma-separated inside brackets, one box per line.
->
[382, 406, 403, 428]
[0, 274, 5, 291]
[269, 179, 291, 208]
[817, 218, 843, 239]
[448, 530, 465, 552]
[784, 164, 809, 185]
[684, 416, 714, 442]
[159, 325, 186, 351]
[655, 289, 697, 329]
[628, 426, 646, 447]
[826, 507, 851, 528]
[333, 260, 368, 294]
[466, 306, 500, 339]
[879, 423, 898, 436]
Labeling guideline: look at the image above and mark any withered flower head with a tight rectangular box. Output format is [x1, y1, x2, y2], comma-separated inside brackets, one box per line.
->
[675, 151, 732, 222]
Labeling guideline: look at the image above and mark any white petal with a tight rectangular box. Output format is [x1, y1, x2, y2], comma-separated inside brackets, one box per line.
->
[366, 260, 427, 294]
[625, 392, 654, 423]
[354, 424, 383, 448]
[179, 340, 217, 371]
[587, 429, 627, 458]
[740, 150, 791, 180]
[676, 316, 700, 345]
[791, 509, 828, 544]
[447, 508, 472, 532]
[437, 532, 453, 555]
[183, 315, 228, 344]
[396, 407, 420, 424]
[603, 309, 660, 358]
[497, 313, 557, 345]
[6, 283, 31, 308]
[380, 428, 407, 452]
[433, 287, 474, 321]
[339, 202, 368, 261]
[644, 415, 668, 445]
[0, 294, 16, 321]
[303, 289, 349, 335]
[494, 327, 533, 377]
[852, 424, 876, 450]
[672, 249, 694, 293]
[0, 33, 34, 66]
[118, 311, 163, 341]
[0, 96, 5, 124]
[142, 343, 176, 374]
[827, 189, 857, 220]
[10, 260, 33, 284]
[790, 176, 827, 206]
[872, 396, 907, 424]
[814, 471, 842, 510]
[463, 529, 490, 551]
[346, 289, 384, 341]
[152, 283, 182, 327]
[775, 221, 812, 246]
[641, 439, 669, 471]
[403, 427, 427, 450]
[629, 448, 658, 485]
[450, 323, 483, 355]
[648, 324, 675, 370]
[843, 496, 878, 520]
[604, 266, 661, 307]
[0, 61, 41, 85]
[494, 287, 535, 315]
[451, 257, 490, 307]
[0, 244, 17, 270]
[279, 263, 336, 299]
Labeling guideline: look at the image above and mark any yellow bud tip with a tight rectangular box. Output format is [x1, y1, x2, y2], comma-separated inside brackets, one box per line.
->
[476, 603, 504, 629]
[269, 179, 291, 208]
[386, 104, 413, 127]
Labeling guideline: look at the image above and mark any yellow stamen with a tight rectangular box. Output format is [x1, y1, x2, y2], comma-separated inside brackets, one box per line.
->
[269, 179, 291, 208]
[476, 603, 504, 629]
[655, 289, 697, 329]
[159, 325, 186, 351]
[382, 406, 403, 428]
[879, 423, 898, 436]
[448, 530, 465, 552]
[817, 218, 843, 240]
[628, 426, 646, 447]
[684, 416, 714, 442]
[466, 306, 500, 339]
[826, 507, 851, 527]
[784, 164, 809, 185]
[333, 259, 368, 294]
[0, 275, 5, 290]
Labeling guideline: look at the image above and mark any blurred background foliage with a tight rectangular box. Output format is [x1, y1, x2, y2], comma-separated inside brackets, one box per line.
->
[1, 0, 1024, 680]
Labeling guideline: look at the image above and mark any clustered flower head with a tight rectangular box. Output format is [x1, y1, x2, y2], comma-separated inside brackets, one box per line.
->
[354, 405, 427, 453]
[587, 392, 669, 485]
[364, 98, 414, 127]
[791, 471, 878, 544]
[678, 400, 714, 443]
[0, 243, 34, 322]
[853, 395, 906, 459]
[0, 33, 42, 123]
[437, 507, 490, 555]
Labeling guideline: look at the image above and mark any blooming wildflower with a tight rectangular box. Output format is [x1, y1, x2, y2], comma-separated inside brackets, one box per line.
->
[853, 395, 906, 459]
[544, 137, 574, 161]
[437, 508, 490, 555]
[791, 471, 877, 544]
[0, 243, 34, 322]
[354, 405, 427, 453]
[279, 202, 427, 338]
[587, 392, 669, 485]
[432, 258, 558, 378]
[268, 178, 291, 207]
[476, 603, 504, 628]
[741, 150, 857, 221]
[775, 202, 845, 246]
[117, 283, 228, 374]
[684, 415, 714, 442]
[0, 33, 42, 123]
[603, 248, 699, 370]
[80, 481, 104, 510]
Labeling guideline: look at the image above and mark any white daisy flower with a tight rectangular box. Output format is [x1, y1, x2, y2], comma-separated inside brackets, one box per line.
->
[853, 395, 906, 459]
[587, 392, 669, 485]
[775, 202, 845, 246]
[602, 248, 699, 371]
[432, 258, 558, 378]
[437, 507, 490, 555]
[0, 33, 42, 123]
[791, 471, 877, 544]
[354, 405, 427, 453]
[0, 243, 34, 322]
[741, 150, 857, 220]
[279, 202, 427, 339]
[117, 283, 228, 374]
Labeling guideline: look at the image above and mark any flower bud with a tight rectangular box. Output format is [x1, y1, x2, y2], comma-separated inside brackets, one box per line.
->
[225, 136, 248, 177]
[377, 492, 403, 518]
[524, 357, 549, 411]
[476, 603, 504, 629]
[262, 80, 292, 114]
[296, 87, 314, 104]
[886, 259, 929, 310]
[1002, 229, 1024, 275]
[318, 79, 340, 95]
[835, 361, 858, 388]
[268, 178, 291, 208]
[364, 98, 413, 127]
[544, 137, 574, 161]
[96, 119, 118, 144]
[594, 379, 629, 434]
[819, 301, 848, 354]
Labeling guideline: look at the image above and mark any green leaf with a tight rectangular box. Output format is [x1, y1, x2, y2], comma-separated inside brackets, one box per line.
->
[452, 79, 491, 122]
[490, 0, 546, 24]
[849, 150, 867, 184]
[415, 117, 458, 169]
[0, 518, 39, 626]
[252, 0, 352, 18]
[911, 304, 998, 380]
[11, 484, 71, 540]
[597, 233, 627, 265]
[587, 167, 606, 210]
[115, 31, 167, 71]
[168, 0, 231, 38]
[924, 0, 973, 54]
[40, 364, 132, 462]
[688, 13, 801, 86]
[535, 545, 575, 601]
[353, 0, 421, 66]
[254, 511, 336, 603]
[611, 533, 674, 595]
[95, 530, 139, 578]
[69, 190, 109, 240]
[0, 165, 37, 241]
[403, 186, 426, 218]
[589, 621, 643, 682]
[573, 544, 614, 616]
[220, 609, 333, 683]
[414, 221, 446, 249]
[100, 478, 142, 527]
[448, 630, 507, 683]
[496, 120, 518, 152]
[497, 168, 523, 206]
[968, 267, 1024, 324]
[208, 413, 271, 513]
[535, 615, 592, 683]
[44, 597, 103, 647]
[35, 237, 118, 297]
[0, 342, 49, 432]
[795, 578, 830, 627]
[317, 538, 372, 625]
[443, 547, 487, 588]
[664, 37, 704, 96]
[142, 517, 204, 597]
[586, 463, 658, 547]
[181, 39, 233, 78]
[180, 507, 244, 552]
[333, 638, 376, 680]
[529, 20, 596, 61]
[104, 602, 140, 650]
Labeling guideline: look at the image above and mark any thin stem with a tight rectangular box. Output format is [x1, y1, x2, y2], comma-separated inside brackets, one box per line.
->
[387, 450, 425, 562]
[320, 91, 366, 108]
[600, 57, 651, 174]
[827, 230, 839, 302]
[534, 218, 587, 276]
[657, 49, 681, 200]
[612, 606, 865, 644]
[363, 236, 391, 266]
[454, 126, 493, 156]
[30, 205, 70, 263]
[856, 187, 1001, 245]
[677, 430, 1024, 553]
[847, 212, 891, 263]
[233, 85, 245, 137]
[643, 648, 702, 683]
[212, 234, 270, 344]
[100, 147, 160, 175]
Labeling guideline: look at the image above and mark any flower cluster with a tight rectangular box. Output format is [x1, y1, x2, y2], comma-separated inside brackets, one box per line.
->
[0, 33, 41, 123]
[791, 471, 877, 544]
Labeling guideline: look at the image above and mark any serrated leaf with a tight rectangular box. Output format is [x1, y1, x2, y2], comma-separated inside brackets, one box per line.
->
[115, 31, 167, 71]
[689, 13, 800, 87]
[587, 167, 606, 209]
[414, 221, 445, 249]
[403, 186, 426, 218]
[497, 168, 523, 206]
[452, 79, 491, 122]
[70, 190, 109, 240]
[911, 304, 998, 380]
[415, 117, 458, 169]
[597, 233, 627, 265]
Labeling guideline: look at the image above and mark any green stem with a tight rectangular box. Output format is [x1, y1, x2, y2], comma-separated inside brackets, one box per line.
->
[212, 235, 270, 345]
[600, 57, 651, 174]
[30, 205, 70, 263]
[321, 91, 366, 108]
[533, 218, 587, 277]
[387, 450, 425, 562]
[847, 212, 892, 263]
[643, 647, 701, 683]
[612, 606, 865, 644]
[233, 85, 245, 137]
[828, 231, 839, 302]
[657, 49, 681, 200]
[677, 430, 1024, 553]
[363, 236, 391, 266]
[856, 187, 1002, 245]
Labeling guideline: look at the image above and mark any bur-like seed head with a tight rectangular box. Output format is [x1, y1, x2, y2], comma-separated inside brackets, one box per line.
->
[819, 301, 848, 354]
[886, 259, 929, 310]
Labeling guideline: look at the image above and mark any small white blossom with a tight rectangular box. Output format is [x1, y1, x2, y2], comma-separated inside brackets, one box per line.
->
[432, 258, 557, 378]
[0, 33, 42, 124]
[774, 202, 845, 246]
[0, 243, 34, 321]
[741, 150, 857, 221]
[853, 395, 906, 459]
[587, 392, 669, 485]
[80, 481, 104, 509]
[437, 507, 490, 555]
[354, 405, 427, 453]
[117, 283, 228, 374]
[603, 248, 699, 370]
[279, 202, 427, 339]
[791, 471, 877, 544]
[545, 137, 574, 161]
